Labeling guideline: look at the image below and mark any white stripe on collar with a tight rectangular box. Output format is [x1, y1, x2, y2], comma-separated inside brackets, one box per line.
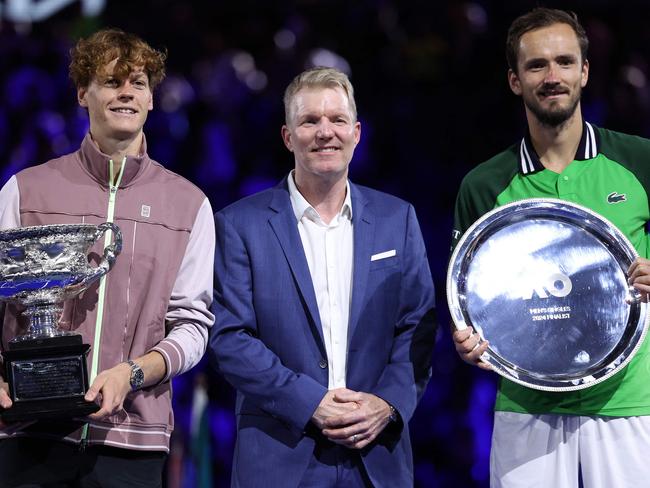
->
[585, 122, 597, 159]
[520, 139, 535, 174]
[519, 121, 599, 175]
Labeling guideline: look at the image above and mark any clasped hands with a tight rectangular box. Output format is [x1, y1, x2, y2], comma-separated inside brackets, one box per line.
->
[311, 388, 392, 450]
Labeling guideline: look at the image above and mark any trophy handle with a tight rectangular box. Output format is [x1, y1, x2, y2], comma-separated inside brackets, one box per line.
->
[79, 222, 123, 286]
[95, 222, 123, 272]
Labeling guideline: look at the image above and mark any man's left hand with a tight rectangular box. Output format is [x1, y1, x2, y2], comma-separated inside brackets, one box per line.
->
[628, 257, 650, 302]
[85, 362, 132, 420]
[321, 390, 392, 449]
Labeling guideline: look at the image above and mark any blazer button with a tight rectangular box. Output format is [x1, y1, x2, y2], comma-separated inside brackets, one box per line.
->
[319, 359, 328, 369]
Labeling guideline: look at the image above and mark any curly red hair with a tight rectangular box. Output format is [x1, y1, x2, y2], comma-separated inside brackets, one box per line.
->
[69, 28, 166, 89]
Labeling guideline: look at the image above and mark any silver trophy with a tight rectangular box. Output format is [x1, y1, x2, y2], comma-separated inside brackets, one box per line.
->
[447, 198, 649, 391]
[0, 222, 122, 422]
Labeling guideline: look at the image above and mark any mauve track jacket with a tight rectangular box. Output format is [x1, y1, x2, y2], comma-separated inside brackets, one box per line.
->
[0, 134, 214, 452]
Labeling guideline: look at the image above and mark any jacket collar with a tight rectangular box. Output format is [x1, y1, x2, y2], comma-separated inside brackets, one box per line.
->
[77, 133, 151, 188]
[518, 120, 599, 175]
[270, 175, 364, 219]
[286, 171, 353, 223]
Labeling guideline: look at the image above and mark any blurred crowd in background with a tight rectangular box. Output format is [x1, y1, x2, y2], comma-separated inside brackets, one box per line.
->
[2, 1, 650, 486]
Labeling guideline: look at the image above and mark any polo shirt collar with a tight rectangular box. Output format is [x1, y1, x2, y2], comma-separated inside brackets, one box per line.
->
[518, 120, 599, 175]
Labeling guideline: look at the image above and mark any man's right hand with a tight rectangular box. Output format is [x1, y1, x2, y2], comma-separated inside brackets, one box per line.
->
[452, 326, 492, 370]
[311, 388, 359, 429]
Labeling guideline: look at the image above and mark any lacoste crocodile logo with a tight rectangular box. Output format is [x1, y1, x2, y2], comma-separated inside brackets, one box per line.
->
[607, 192, 627, 204]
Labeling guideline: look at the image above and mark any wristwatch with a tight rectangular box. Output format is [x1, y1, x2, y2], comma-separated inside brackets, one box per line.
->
[127, 360, 144, 391]
[388, 404, 399, 423]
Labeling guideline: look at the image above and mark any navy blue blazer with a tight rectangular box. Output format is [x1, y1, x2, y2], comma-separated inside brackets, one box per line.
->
[209, 178, 436, 488]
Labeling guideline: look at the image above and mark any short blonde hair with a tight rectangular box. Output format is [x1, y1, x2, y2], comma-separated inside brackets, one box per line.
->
[283, 67, 357, 124]
[69, 28, 166, 89]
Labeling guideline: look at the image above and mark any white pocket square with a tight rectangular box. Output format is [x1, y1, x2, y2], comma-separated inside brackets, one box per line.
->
[371, 249, 396, 261]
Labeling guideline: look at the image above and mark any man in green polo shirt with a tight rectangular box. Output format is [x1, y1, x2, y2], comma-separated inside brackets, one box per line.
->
[452, 7, 650, 487]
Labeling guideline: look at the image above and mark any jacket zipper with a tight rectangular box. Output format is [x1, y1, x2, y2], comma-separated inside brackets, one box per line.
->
[81, 156, 126, 447]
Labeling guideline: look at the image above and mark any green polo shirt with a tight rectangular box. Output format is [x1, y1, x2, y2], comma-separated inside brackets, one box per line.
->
[452, 121, 650, 416]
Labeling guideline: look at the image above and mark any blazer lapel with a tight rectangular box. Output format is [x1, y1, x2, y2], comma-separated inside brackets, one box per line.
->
[348, 183, 374, 341]
[267, 180, 325, 346]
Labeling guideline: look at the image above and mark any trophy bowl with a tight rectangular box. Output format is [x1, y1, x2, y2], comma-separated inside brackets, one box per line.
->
[447, 198, 649, 392]
[0, 222, 122, 422]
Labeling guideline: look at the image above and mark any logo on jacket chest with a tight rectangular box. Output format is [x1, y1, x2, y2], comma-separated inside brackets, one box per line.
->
[141, 205, 151, 218]
[607, 192, 627, 204]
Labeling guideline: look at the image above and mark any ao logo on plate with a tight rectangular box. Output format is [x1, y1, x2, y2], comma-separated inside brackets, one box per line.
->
[522, 272, 572, 300]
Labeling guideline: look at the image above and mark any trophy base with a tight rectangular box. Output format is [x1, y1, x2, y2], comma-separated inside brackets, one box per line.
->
[2, 334, 97, 423]
[1, 396, 99, 423]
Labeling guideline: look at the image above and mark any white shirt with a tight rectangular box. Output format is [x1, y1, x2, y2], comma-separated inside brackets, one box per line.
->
[288, 172, 353, 389]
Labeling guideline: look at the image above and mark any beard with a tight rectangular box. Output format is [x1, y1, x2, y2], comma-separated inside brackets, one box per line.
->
[524, 85, 581, 128]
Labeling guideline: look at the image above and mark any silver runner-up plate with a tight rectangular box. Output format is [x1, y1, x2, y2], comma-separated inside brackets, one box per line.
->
[447, 198, 649, 391]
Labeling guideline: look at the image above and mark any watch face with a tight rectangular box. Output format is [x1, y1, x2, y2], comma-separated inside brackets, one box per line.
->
[447, 198, 649, 392]
[132, 369, 144, 387]
[129, 362, 144, 390]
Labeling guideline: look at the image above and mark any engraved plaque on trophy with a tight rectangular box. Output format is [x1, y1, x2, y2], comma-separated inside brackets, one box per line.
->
[0, 222, 122, 422]
[447, 198, 649, 391]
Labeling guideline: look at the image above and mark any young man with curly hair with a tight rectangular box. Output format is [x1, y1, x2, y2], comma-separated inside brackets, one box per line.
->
[0, 29, 214, 487]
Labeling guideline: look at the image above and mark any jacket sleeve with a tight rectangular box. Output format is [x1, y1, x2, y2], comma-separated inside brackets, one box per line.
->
[0, 176, 21, 355]
[370, 204, 436, 427]
[152, 197, 215, 381]
[209, 210, 327, 432]
[0, 176, 21, 230]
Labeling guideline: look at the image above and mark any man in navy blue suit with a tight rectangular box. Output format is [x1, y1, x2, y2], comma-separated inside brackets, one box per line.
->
[209, 67, 436, 487]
